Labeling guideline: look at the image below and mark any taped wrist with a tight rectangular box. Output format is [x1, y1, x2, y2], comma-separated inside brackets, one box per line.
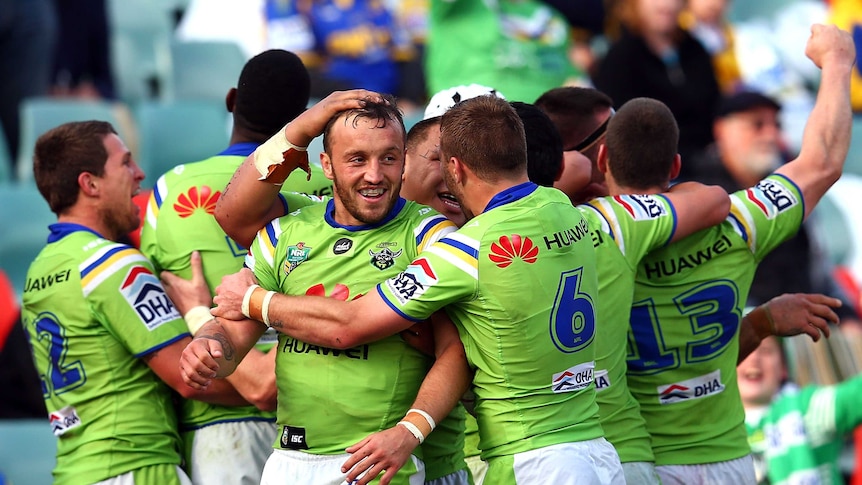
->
[184, 306, 214, 335]
[252, 130, 309, 184]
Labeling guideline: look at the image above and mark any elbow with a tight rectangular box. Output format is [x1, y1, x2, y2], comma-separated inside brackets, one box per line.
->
[706, 188, 732, 226]
[215, 207, 253, 248]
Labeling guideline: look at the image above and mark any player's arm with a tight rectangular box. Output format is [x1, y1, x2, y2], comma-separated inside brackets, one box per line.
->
[212, 269, 416, 349]
[663, 181, 730, 242]
[225, 347, 278, 411]
[342, 312, 473, 485]
[737, 293, 841, 363]
[774, 24, 855, 220]
[180, 316, 268, 389]
[215, 90, 388, 247]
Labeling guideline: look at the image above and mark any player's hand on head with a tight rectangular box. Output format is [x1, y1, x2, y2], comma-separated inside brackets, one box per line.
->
[342, 425, 418, 485]
[767, 293, 841, 341]
[295, 90, 388, 141]
[180, 337, 223, 389]
[212, 268, 257, 321]
[805, 24, 856, 70]
[160, 250, 211, 314]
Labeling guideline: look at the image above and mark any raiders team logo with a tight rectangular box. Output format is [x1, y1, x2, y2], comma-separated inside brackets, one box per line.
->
[283, 242, 311, 275]
[369, 247, 403, 270]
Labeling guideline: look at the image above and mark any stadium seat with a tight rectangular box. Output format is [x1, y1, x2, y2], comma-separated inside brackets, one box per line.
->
[0, 185, 55, 300]
[0, 419, 55, 485]
[169, 40, 247, 102]
[16, 98, 137, 185]
[134, 99, 230, 188]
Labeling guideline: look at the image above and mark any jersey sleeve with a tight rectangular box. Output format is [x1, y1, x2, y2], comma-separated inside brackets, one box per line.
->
[727, 174, 804, 262]
[582, 193, 677, 267]
[246, 217, 283, 291]
[80, 242, 187, 357]
[277, 191, 325, 217]
[413, 212, 458, 252]
[377, 232, 479, 322]
[139, 174, 169, 273]
[817, 374, 862, 439]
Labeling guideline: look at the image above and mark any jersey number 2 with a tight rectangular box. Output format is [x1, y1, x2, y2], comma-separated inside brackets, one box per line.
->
[34, 312, 86, 398]
[550, 268, 597, 353]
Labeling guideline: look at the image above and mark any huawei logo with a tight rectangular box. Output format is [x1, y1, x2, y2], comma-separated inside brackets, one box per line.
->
[174, 186, 220, 218]
[489, 235, 539, 268]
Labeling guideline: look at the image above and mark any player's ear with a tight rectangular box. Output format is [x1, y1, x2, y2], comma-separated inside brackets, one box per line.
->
[225, 87, 237, 114]
[321, 153, 335, 181]
[78, 171, 99, 197]
[669, 154, 681, 180]
[449, 156, 465, 185]
[596, 144, 609, 175]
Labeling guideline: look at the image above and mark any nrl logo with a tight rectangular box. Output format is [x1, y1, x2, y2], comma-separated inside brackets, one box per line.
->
[284, 242, 311, 275]
[369, 247, 403, 270]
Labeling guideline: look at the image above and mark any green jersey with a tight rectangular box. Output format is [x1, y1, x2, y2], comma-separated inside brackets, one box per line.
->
[140, 146, 322, 430]
[746, 377, 862, 485]
[426, 0, 576, 102]
[378, 183, 604, 460]
[248, 198, 456, 461]
[628, 175, 805, 465]
[22, 223, 189, 485]
[579, 194, 678, 463]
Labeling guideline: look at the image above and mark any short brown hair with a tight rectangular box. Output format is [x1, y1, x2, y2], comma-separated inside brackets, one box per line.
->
[34, 120, 117, 215]
[535, 87, 613, 148]
[322, 94, 405, 155]
[406, 117, 440, 154]
[605, 98, 678, 189]
[440, 95, 526, 182]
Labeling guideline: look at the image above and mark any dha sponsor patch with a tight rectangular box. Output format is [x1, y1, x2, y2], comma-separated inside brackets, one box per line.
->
[120, 266, 181, 330]
[386, 258, 437, 305]
[552, 361, 595, 393]
[280, 425, 309, 450]
[657, 369, 725, 405]
[49, 406, 82, 436]
[746, 179, 798, 219]
[594, 368, 611, 392]
[614, 194, 667, 221]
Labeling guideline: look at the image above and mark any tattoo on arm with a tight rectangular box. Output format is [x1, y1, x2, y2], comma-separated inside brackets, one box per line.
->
[196, 333, 235, 361]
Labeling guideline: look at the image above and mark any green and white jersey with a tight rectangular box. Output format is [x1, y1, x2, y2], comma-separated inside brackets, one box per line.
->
[140, 146, 323, 430]
[247, 197, 456, 460]
[628, 174, 804, 465]
[579, 193, 678, 463]
[423, 403, 469, 481]
[378, 183, 604, 460]
[22, 223, 189, 485]
[746, 377, 862, 485]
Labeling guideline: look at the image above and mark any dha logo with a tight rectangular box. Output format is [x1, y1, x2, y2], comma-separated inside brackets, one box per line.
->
[387, 258, 437, 305]
[120, 266, 181, 330]
[657, 370, 725, 405]
[551, 361, 595, 393]
[594, 369, 611, 392]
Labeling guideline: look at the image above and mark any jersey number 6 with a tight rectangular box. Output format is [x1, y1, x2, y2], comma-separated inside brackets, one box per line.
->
[549, 267, 597, 353]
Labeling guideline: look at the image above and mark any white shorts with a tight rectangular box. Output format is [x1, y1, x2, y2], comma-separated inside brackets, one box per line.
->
[426, 469, 471, 485]
[485, 438, 624, 485]
[185, 420, 277, 485]
[92, 464, 191, 485]
[261, 448, 425, 485]
[656, 454, 756, 485]
[465, 455, 488, 485]
[621, 461, 661, 485]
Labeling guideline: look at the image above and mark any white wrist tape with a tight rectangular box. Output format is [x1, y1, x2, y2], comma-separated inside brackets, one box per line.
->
[241, 284, 260, 319]
[253, 131, 307, 181]
[397, 421, 425, 444]
[407, 408, 436, 432]
[261, 290, 276, 327]
[183, 306, 213, 335]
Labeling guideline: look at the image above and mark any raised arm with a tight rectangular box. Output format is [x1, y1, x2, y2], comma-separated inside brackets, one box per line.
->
[775, 24, 856, 220]
[664, 181, 731, 242]
[216, 90, 387, 247]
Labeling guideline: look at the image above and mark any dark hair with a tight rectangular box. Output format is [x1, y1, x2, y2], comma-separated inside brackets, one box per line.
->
[605, 98, 679, 189]
[233, 49, 311, 138]
[406, 117, 440, 154]
[535, 87, 613, 148]
[511, 101, 563, 187]
[440, 95, 526, 182]
[34, 121, 117, 214]
[322, 94, 405, 154]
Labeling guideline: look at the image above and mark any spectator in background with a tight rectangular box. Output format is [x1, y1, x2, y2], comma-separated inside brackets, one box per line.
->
[679, 0, 743, 93]
[594, 0, 720, 180]
[50, 0, 116, 100]
[688, 90, 862, 326]
[425, 0, 580, 103]
[264, 0, 417, 106]
[0, 0, 56, 166]
[828, 0, 862, 112]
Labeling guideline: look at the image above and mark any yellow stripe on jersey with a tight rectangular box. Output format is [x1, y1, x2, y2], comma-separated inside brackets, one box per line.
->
[256, 218, 282, 268]
[146, 175, 169, 229]
[79, 245, 149, 296]
[728, 195, 757, 254]
[426, 232, 479, 279]
[585, 198, 624, 255]
[414, 215, 457, 251]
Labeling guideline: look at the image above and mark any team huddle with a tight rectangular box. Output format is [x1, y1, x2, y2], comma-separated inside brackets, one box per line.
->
[20, 23, 855, 485]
